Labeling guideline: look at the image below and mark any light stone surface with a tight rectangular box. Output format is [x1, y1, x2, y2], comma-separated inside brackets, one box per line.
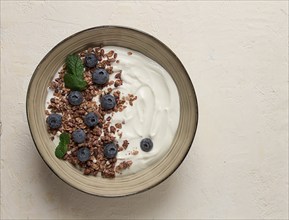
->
[1, 1, 288, 219]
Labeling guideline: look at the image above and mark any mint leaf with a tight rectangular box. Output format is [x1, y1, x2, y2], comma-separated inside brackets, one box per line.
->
[59, 132, 70, 145]
[64, 54, 87, 91]
[55, 147, 66, 159]
[66, 54, 84, 76]
[55, 132, 70, 159]
[64, 74, 87, 91]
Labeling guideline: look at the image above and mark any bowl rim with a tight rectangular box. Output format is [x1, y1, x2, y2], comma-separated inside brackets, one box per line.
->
[26, 25, 199, 197]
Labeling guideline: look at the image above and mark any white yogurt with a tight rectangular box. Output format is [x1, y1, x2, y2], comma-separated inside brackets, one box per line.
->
[46, 46, 180, 176]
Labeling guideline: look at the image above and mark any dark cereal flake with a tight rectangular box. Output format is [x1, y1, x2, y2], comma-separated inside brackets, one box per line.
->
[115, 72, 122, 79]
[122, 140, 129, 150]
[115, 123, 122, 129]
[113, 90, 121, 99]
[131, 150, 139, 155]
[114, 79, 123, 87]
[115, 160, 133, 174]
[110, 126, 116, 134]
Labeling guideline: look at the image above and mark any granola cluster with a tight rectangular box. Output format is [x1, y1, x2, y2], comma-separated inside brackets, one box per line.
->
[45, 46, 136, 178]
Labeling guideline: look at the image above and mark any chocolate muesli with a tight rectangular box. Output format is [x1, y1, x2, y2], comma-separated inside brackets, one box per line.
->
[46, 46, 136, 178]
[45, 45, 180, 178]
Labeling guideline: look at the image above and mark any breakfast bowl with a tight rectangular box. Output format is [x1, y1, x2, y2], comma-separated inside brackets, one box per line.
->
[26, 26, 198, 197]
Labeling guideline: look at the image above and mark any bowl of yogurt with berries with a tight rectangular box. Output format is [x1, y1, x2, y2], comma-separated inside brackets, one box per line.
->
[27, 26, 198, 197]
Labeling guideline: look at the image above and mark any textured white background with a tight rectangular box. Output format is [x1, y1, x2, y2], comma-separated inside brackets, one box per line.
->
[1, 1, 288, 219]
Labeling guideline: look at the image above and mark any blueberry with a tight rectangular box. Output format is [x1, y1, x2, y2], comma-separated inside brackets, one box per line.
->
[140, 138, 153, 152]
[77, 147, 90, 162]
[92, 69, 109, 85]
[104, 143, 118, 159]
[84, 54, 98, 68]
[68, 91, 83, 106]
[72, 129, 86, 144]
[101, 94, 116, 110]
[84, 112, 99, 127]
[46, 113, 62, 129]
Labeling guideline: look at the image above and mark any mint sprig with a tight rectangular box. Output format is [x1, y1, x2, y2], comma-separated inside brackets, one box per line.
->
[64, 54, 87, 91]
[55, 132, 70, 159]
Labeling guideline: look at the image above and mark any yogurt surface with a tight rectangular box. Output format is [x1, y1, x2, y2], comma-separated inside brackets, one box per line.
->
[46, 46, 180, 176]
